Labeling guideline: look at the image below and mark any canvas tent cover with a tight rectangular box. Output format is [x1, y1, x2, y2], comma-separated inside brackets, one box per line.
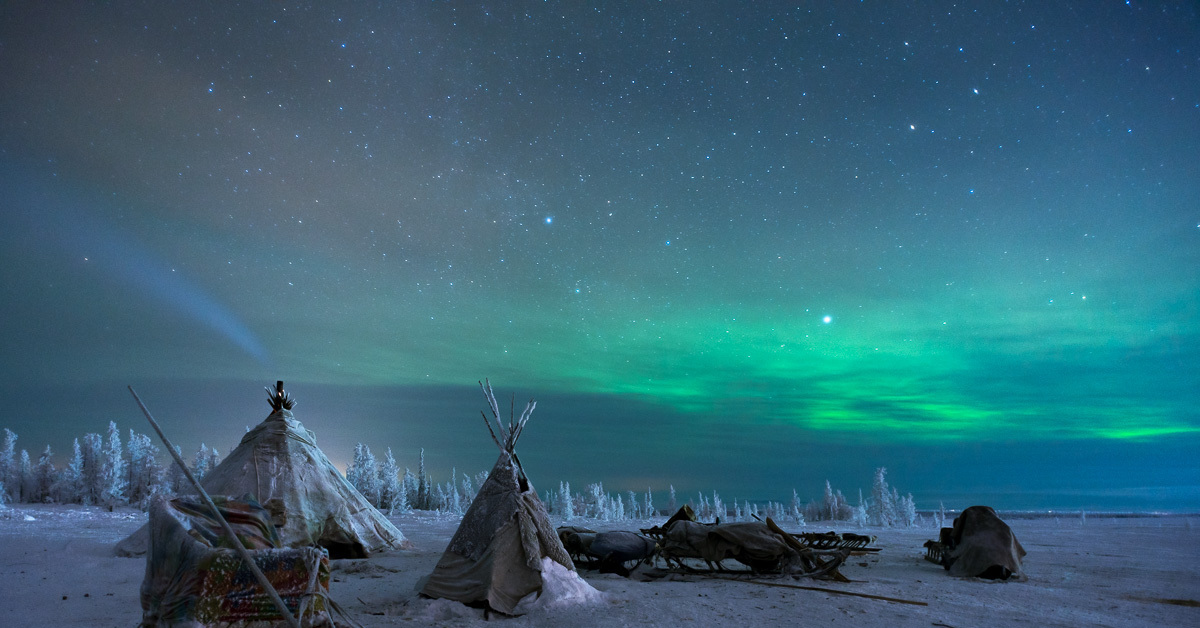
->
[946, 505, 1027, 579]
[118, 408, 408, 559]
[139, 494, 330, 627]
[420, 450, 575, 615]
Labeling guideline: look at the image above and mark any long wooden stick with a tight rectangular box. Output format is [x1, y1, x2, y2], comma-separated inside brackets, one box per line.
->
[745, 579, 928, 606]
[129, 386, 303, 628]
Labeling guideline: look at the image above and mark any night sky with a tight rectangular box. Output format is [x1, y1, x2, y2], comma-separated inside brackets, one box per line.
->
[2, 2, 1197, 512]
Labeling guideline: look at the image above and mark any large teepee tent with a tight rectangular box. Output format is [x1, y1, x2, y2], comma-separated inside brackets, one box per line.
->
[420, 380, 593, 615]
[117, 382, 409, 558]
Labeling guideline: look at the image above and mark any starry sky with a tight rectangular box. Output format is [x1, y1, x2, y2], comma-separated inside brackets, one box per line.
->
[2, 2, 1198, 512]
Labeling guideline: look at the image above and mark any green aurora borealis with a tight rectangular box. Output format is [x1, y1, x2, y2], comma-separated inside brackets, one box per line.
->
[1, 2, 1197, 510]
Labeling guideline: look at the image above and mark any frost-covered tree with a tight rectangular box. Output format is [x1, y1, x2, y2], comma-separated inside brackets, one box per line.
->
[166, 445, 189, 495]
[416, 448, 430, 510]
[378, 447, 406, 514]
[81, 432, 104, 505]
[644, 487, 655, 519]
[559, 481, 575, 520]
[0, 428, 17, 503]
[361, 447, 381, 506]
[345, 444, 365, 488]
[459, 471, 475, 504]
[898, 492, 918, 527]
[402, 467, 418, 509]
[18, 449, 34, 503]
[470, 470, 484, 497]
[100, 421, 127, 507]
[346, 443, 381, 505]
[711, 491, 725, 522]
[35, 446, 55, 503]
[54, 438, 85, 504]
[869, 467, 898, 527]
[587, 483, 609, 519]
[192, 444, 211, 480]
[125, 431, 161, 509]
[666, 484, 677, 514]
[790, 489, 806, 525]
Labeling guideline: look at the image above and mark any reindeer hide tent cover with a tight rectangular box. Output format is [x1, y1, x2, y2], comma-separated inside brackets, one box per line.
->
[420, 381, 593, 615]
[117, 386, 408, 559]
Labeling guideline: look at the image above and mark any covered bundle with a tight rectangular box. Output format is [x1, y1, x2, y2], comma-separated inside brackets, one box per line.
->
[420, 381, 597, 615]
[937, 505, 1027, 579]
[139, 494, 331, 627]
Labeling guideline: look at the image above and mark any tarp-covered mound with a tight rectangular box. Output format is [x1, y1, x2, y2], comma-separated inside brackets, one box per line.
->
[945, 505, 1027, 580]
[119, 408, 408, 558]
[139, 494, 331, 627]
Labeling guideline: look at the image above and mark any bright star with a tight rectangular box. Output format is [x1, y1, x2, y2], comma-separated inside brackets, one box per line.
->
[545, 216, 553, 224]
[822, 315, 832, 324]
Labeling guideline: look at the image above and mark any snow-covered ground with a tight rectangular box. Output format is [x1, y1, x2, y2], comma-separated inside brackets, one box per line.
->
[1, 505, 1196, 627]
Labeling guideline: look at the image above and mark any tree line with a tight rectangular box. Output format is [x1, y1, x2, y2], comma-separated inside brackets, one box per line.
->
[1, 425, 921, 529]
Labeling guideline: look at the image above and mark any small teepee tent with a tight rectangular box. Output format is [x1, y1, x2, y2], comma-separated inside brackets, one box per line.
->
[118, 382, 409, 558]
[420, 380, 591, 615]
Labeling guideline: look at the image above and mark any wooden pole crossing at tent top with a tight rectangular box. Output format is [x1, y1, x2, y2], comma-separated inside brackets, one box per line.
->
[128, 385, 304, 628]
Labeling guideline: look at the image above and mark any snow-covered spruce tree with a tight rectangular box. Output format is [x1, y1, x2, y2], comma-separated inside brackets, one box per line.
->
[81, 432, 104, 505]
[446, 466, 462, 515]
[100, 421, 127, 508]
[666, 484, 677, 514]
[0, 428, 17, 503]
[125, 431, 161, 509]
[416, 448, 430, 510]
[362, 447, 381, 506]
[628, 490, 640, 519]
[898, 492, 918, 527]
[587, 483, 607, 519]
[790, 489, 807, 525]
[53, 438, 84, 504]
[459, 471, 474, 504]
[868, 467, 897, 527]
[192, 443, 217, 482]
[379, 447, 405, 514]
[166, 445, 189, 494]
[345, 444, 365, 494]
[18, 449, 34, 503]
[644, 487, 655, 518]
[822, 480, 837, 521]
[35, 446, 55, 504]
[402, 467, 418, 509]
[347, 443, 381, 507]
[473, 470, 489, 495]
[559, 481, 575, 520]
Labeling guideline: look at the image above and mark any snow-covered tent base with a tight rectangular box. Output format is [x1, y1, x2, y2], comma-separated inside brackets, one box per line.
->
[139, 494, 332, 627]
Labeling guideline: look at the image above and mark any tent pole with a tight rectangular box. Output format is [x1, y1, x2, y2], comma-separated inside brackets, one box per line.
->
[129, 386, 303, 628]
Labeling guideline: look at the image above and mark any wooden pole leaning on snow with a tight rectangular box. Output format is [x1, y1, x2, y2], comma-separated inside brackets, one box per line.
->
[128, 386, 303, 628]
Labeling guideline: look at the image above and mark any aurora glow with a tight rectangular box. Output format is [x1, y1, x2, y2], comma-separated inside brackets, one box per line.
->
[1, 2, 1197, 511]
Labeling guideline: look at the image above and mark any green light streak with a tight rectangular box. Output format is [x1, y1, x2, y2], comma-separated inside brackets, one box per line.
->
[263, 274, 1195, 445]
